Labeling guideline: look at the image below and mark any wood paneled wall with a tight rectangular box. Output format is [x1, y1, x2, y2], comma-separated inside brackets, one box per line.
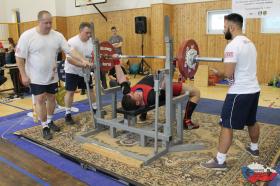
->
[18, 17, 67, 37]
[150, 4, 173, 70]
[172, 0, 280, 83]
[52, 17, 68, 37]
[11, 1, 279, 83]
[8, 23, 19, 41]
[246, 18, 280, 83]
[19, 21, 37, 34]
[66, 8, 152, 65]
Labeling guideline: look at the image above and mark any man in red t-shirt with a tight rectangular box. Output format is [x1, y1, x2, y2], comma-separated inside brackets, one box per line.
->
[113, 59, 200, 130]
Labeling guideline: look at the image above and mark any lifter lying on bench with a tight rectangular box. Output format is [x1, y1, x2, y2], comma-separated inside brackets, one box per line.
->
[112, 58, 201, 130]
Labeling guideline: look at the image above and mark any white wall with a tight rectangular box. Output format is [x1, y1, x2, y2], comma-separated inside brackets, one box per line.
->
[1, 0, 56, 22]
[66, 0, 217, 16]
[0, 0, 217, 22]
[64, 0, 151, 17]
[55, 0, 66, 17]
[0, 0, 8, 22]
[161, 0, 216, 4]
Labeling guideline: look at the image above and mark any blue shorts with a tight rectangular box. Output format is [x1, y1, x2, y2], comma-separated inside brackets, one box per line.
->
[65, 73, 93, 91]
[220, 92, 260, 130]
[30, 83, 58, 95]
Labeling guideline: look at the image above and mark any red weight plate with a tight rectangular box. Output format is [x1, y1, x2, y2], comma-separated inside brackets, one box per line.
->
[100, 41, 115, 72]
[177, 39, 199, 79]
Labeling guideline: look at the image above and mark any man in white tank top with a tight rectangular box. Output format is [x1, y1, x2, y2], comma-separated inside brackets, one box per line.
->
[201, 13, 261, 170]
[16, 11, 92, 140]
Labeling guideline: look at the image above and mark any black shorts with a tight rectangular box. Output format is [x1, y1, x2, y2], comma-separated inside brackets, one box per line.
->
[65, 73, 93, 91]
[220, 92, 260, 130]
[30, 83, 58, 95]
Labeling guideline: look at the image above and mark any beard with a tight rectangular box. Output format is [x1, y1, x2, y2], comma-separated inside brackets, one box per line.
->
[224, 29, 232, 40]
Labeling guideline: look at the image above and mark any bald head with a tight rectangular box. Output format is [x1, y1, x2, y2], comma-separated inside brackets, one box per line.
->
[38, 10, 52, 21]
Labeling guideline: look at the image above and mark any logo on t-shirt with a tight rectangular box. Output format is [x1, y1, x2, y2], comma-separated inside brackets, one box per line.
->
[225, 52, 234, 58]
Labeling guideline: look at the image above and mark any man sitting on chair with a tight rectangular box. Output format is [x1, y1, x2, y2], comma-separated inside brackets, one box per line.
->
[113, 59, 200, 130]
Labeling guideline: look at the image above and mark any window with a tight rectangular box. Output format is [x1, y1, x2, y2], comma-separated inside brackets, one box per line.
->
[261, 17, 280, 33]
[207, 9, 246, 34]
[0, 24, 9, 40]
[207, 10, 231, 34]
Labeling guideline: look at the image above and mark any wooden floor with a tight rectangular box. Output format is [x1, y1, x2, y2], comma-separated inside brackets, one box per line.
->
[0, 139, 85, 186]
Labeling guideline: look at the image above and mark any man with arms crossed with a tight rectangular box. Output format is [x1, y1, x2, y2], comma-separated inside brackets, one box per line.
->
[16, 11, 92, 140]
[201, 13, 261, 170]
[109, 26, 123, 55]
[64, 22, 96, 125]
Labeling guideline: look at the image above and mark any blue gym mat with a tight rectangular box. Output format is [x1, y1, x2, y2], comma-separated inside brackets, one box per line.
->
[196, 98, 280, 125]
[0, 97, 125, 186]
[0, 95, 279, 185]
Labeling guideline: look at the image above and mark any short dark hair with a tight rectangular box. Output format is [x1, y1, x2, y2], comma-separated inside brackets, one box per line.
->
[224, 13, 243, 29]
[37, 10, 51, 20]
[121, 95, 140, 111]
[79, 22, 91, 31]
[111, 26, 116, 30]
[8, 38, 16, 47]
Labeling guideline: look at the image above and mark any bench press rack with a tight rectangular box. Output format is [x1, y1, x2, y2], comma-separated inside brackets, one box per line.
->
[75, 16, 205, 165]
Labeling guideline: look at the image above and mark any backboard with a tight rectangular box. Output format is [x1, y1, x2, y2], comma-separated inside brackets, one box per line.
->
[75, 0, 107, 7]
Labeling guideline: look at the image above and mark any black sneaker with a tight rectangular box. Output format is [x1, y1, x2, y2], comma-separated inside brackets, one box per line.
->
[65, 114, 75, 125]
[245, 146, 259, 158]
[93, 109, 107, 115]
[200, 158, 227, 171]
[42, 127, 52, 140]
[80, 89, 86, 95]
[139, 113, 147, 121]
[48, 121, 61, 132]
[183, 119, 200, 130]
[0, 77, 7, 86]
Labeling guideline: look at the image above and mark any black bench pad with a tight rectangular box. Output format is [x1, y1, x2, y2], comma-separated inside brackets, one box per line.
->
[117, 101, 165, 116]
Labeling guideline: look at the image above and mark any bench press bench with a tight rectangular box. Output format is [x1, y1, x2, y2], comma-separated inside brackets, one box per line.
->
[116, 101, 165, 126]
[113, 93, 189, 147]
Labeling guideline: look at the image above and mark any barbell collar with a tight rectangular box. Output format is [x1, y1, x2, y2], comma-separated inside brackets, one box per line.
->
[194, 56, 223, 63]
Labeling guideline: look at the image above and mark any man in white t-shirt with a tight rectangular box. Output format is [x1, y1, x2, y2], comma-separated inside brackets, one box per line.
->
[201, 13, 261, 170]
[64, 22, 96, 125]
[16, 10, 92, 140]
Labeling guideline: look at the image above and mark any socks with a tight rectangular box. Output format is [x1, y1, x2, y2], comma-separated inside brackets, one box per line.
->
[41, 121, 49, 128]
[216, 152, 227, 164]
[184, 101, 197, 120]
[92, 102, 97, 110]
[65, 107, 71, 115]
[250, 142, 258, 151]
[47, 115, 53, 124]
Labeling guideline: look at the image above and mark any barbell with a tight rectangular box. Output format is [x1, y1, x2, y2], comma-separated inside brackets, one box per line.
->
[98, 40, 223, 78]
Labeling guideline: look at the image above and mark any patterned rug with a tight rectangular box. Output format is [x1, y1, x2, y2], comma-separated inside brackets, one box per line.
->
[15, 106, 280, 186]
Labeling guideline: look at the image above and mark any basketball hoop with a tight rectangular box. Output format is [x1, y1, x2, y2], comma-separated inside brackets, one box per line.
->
[75, 0, 108, 21]
[75, 0, 107, 7]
